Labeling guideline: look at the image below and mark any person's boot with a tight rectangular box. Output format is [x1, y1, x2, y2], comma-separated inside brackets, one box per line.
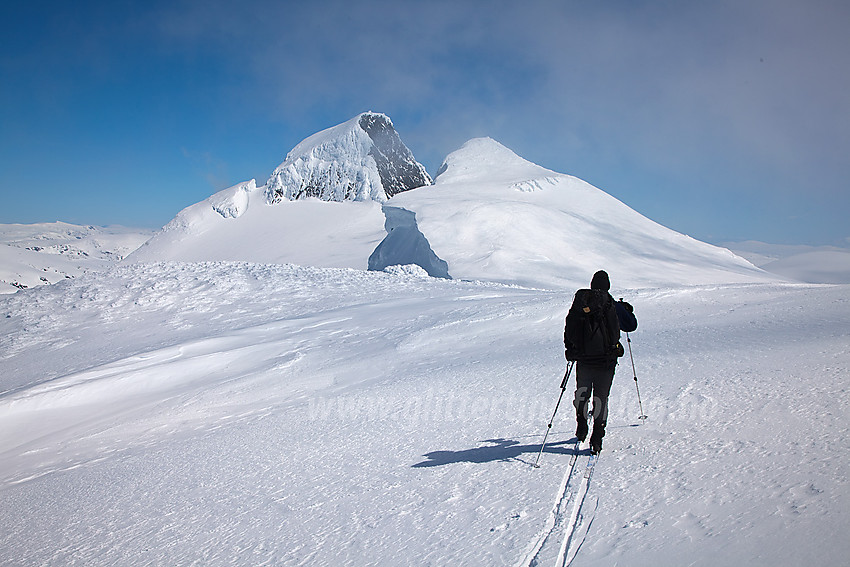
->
[589, 420, 606, 454]
[575, 416, 588, 442]
[589, 436, 602, 455]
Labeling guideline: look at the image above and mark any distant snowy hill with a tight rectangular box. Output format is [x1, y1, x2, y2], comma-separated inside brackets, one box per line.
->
[723, 240, 850, 284]
[0, 222, 151, 294]
[372, 138, 775, 288]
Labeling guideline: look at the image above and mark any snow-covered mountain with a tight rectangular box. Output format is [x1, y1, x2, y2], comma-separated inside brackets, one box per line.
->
[265, 111, 431, 203]
[129, 115, 773, 289]
[4, 119, 849, 567]
[371, 138, 775, 288]
[0, 222, 152, 294]
[128, 112, 430, 267]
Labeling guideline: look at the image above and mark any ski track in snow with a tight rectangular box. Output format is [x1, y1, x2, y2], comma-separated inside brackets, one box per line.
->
[1, 263, 849, 566]
[517, 439, 582, 567]
[560, 455, 599, 567]
[517, 439, 602, 567]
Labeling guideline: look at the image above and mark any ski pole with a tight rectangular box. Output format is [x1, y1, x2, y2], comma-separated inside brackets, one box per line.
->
[532, 361, 574, 468]
[625, 331, 648, 420]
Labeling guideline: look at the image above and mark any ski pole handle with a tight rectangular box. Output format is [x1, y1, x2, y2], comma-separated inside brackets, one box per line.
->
[560, 361, 573, 389]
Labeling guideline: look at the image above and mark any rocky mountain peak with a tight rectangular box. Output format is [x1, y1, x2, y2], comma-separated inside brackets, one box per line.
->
[358, 113, 431, 198]
[265, 112, 431, 204]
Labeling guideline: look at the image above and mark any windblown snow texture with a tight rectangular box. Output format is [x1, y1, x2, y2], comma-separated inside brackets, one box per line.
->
[265, 112, 430, 204]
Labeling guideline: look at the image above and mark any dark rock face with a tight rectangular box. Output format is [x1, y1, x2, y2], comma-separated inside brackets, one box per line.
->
[359, 113, 432, 197]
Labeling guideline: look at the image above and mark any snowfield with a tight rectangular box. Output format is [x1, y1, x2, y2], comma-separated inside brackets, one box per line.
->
[724, 240, 850, 284]
[1, 262, 848, 566]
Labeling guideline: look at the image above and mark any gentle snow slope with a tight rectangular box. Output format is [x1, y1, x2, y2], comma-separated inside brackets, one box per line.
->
[760, 250, 850, 284]
[1, 262, 847, 566]
[128, 180, 387, 269]
[384, 138, 775, 289]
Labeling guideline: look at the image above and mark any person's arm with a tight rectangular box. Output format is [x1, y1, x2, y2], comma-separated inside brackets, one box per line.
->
[615, 299, 637, 332]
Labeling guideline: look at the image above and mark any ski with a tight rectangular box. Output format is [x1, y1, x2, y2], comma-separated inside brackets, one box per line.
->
[556, 450, 599, 567]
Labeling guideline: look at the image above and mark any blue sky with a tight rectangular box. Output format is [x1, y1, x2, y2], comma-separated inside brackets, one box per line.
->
[1, 0, 848, 246]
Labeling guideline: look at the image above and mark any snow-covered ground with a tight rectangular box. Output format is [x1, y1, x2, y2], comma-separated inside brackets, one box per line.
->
[0, 222, 152, 294]
[2, 262, 847, 566]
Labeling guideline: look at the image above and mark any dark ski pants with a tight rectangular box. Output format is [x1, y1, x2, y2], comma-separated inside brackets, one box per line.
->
[574, 362, 616, 439]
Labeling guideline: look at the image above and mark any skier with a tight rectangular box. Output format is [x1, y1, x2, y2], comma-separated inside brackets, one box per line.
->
[564, 270, 636, 454]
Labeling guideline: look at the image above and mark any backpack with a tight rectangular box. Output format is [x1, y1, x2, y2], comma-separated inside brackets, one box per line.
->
[564, 289, 619, 363]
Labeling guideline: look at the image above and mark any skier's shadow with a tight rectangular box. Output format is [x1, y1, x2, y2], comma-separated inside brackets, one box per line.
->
[412, 436, 582, 468]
